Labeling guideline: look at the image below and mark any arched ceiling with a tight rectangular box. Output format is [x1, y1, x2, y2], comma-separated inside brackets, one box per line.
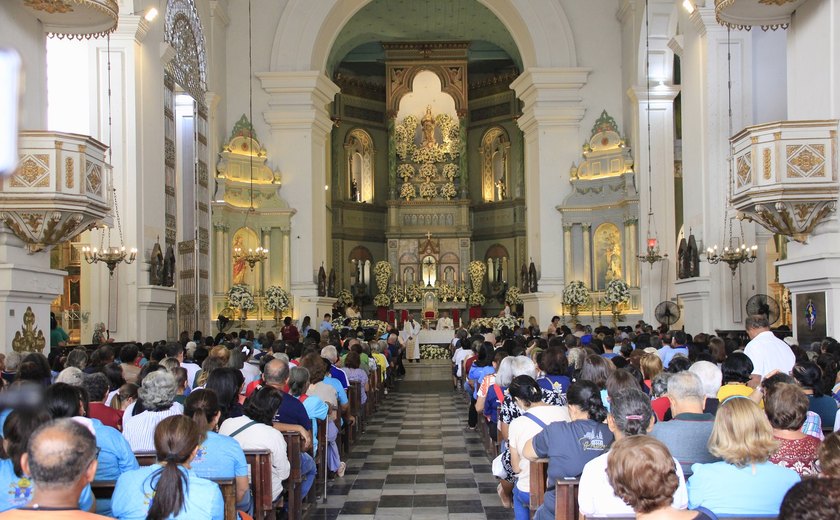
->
[328, 0, 522, 73]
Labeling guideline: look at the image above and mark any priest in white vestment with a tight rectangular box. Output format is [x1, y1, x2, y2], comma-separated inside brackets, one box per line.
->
[436, 311, 454, 330]
[401, 314, 422, 362]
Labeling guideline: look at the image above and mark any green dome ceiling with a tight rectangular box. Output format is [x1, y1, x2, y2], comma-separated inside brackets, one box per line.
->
[328, 0, 522, 72]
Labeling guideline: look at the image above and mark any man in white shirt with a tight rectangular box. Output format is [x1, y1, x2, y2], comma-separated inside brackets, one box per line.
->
[744, 314, 795, 387]
[437, 311, 454, 330]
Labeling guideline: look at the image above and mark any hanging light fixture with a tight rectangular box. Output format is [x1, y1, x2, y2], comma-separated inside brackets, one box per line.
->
[706, 28, 757, 275]
[82, 34, 137, 276]
[233, 0, 267, 271]
[638, 0, 667, 267]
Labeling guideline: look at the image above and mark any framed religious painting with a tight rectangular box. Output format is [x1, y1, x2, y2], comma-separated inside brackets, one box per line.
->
[795, 291, 826, 345]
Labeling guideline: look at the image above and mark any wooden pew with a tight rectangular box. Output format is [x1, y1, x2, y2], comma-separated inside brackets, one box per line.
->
[528, 458, 581, 520]
[308, 418, 328, 504]
[529, 459, 548, 513]
[348, 381, 363, 438]
[279, 431, 303, 520]
[91, 477, 236, 520]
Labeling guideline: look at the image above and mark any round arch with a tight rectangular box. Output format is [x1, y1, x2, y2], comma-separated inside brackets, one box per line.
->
[269, 0, 578, 73]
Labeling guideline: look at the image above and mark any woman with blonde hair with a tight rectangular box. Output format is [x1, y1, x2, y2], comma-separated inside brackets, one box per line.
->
[687, 397, 800, 515]
[640, 353, 663, 392]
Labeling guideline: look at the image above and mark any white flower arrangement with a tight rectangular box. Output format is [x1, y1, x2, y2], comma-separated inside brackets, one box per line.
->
[398, 164, 415, 181]
[264, 285, 291, 312]
[604, 279, 631, 305]
[455, 283, 467, 301]
[374, 261, 392, 294]
[411, 145, 446, 164]
[496, 315, 519, 330]
[562, 280, 590, 306]
[227, 284, 255, 311]
[373, 293, 391, 307]
[337, 289, 354, 307]
[400, 182, 416, 201]
[439, 182, 457, 200]
[419, 162, 437, 180]
[419, 180, 437, 199]
[331, 317, 391, 338]
[468, 292, 486, 306]
[405, 283, 422, 302]
[389, 284, 405, 303]
[395, 116, 418, 160]
[442, 163, 458, 181]
[438, 283, 456, 302]
[420, 345, 450, 360]
[468, 260, 487, 294]
[505, 286, 523, 305]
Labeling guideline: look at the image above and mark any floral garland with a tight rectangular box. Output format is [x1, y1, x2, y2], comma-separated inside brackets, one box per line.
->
[419, 162, 437, 180]
[438, 283, 456, 302]
[264, 285, 291, 312]
[227, 284, 255, 311]
[455, 283, 467, 301]
[398, 163, 415, 181]
[604, 279, 630, 305]
[505, 286, 523, 306]
[468, 260, 486, 294]
[468, 292, 486, 306]
[419, 180, 437, 200]
[442, 163, 458, 181]
[400, 182, 416, 201]
[439, 182, 457, 200]
[470, 316, 519, 332]
[337, 289, 354, 307]
[394, 116, 418, 160]
[497, 315, 519, 330]
[373, 294, 391, 307]
[405, 283, 422, 302]
[420, 345, 450, 360]
[374, 261, 392, 294]
[330, 316, 391, 338]
[389, 284, 405, 303]
[562, 280, 590, 306]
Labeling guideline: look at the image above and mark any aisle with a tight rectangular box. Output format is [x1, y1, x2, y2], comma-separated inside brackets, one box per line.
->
[312, 361, 507, 520]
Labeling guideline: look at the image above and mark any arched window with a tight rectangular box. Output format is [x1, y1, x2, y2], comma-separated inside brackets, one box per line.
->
[481, 127, 510, 202]
[484, 244, 510, 290]
[348, 246, 374, 289]
[345, 129, 375, 203]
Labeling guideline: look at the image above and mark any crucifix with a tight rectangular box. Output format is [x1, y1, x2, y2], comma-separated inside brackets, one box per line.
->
[426, 232, 432, 240]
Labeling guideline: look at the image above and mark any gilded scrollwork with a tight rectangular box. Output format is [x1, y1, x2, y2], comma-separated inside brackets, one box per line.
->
[11, 307, 46, 353]
[786, 144, 825, 177]
[12, 155, 51, 188]
[762, 148, 771, 180]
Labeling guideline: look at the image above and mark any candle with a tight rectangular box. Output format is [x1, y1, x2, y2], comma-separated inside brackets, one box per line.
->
[647, 238, 657, 250]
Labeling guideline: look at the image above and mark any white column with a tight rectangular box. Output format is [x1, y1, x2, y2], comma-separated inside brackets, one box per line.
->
[511, 68, 590, 326]
[581, 223, 592, 289]
[626, 218, 638, 288]
[270, 227, 283, 287]
[281, 227, 292, 296]
[258, 72, 339, 316]
[563, 224, 573, 285]
[222, 226, 231, 290]
[213, 223, 225, 293]
[261, 227, 271, 293]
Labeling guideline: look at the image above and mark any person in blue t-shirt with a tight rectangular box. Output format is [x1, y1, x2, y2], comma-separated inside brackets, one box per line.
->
[536, 347, 572, 395]
[112, 415, 224, 520]
[288, 367, 329, 455]
[184, 389, 251, 514]
[42, 381, 139, 516]
[0, 409, 95, 513]
[658, 330, 690, 369]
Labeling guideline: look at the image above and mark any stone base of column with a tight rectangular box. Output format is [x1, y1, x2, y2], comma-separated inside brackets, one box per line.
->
[778, 251, 840, 341]
[296, 296, 337, 325]
[138, 286, 177, 342]
[675, 277, 711, 334]
[521, 289, 561, 330]
[0, 260, 65, 355]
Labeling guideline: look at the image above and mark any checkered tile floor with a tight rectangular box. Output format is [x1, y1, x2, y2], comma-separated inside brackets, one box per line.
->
[311, 379, 506, 519]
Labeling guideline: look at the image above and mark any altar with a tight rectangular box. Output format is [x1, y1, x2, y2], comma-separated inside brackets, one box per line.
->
[418, 328, 455, 345]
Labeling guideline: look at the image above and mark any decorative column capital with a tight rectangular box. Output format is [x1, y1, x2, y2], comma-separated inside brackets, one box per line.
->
[627, 85, 681, 105]
[562, 224, 574, 232]
[581, 222, 592, 231]
[260, 226, 273, 234]
[212, 222, 229, 232]
[624, 217, 639, 226]
[510, 68, 591, 135]
[257, 71, 340, 136]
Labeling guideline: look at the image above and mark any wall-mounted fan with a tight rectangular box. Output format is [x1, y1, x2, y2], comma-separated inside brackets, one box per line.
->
[655, 301, 681, 327]
[746, 294, 780, 326]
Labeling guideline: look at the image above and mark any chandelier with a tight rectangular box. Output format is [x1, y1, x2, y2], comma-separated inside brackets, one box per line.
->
[638, 0, 666, 267]
[233, 245, 268, 271]
[707, 28, 757, 276]
[83, 34, 136, 277]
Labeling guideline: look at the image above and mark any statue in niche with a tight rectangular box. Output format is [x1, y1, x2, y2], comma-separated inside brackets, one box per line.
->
[529, 261, 538, 293]
[328, 268, 337, 297]
[677, 238, 689, 280]
[605, 237, 622, 282]
[421, 105, 436, 148]
[350, 178, 360, 202]
[149, 241, 164, 286]
[162, 245, 176, 287]
[520, 264, 529, 294]
[688, 234, 700, 278]
[232, 233, 247, 286]
[318, 264, 327, 297]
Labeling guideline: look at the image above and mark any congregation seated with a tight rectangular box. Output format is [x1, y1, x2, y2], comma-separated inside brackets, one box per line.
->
[778, 477, 840, 520]
[183, 389, 252, 513]
[122, 370, 184, 452]
[0, 419, 103, 519]
[287, 367, 329, 455]
[686, 397, 800, 515]
[765, 383, 821, 475]
[204, 367, 245, 422]
[218, 387, 291, 503]
[112, 415, 224, 519]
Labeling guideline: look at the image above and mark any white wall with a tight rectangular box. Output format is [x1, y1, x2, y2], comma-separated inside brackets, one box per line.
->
[751, 29, 787, 124]
[0, 2, 47, 130]
[787, 0, 840, 120]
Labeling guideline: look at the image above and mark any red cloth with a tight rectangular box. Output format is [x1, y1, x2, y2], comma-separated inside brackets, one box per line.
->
[89, 402, 124, 431]
[452, 309, 459, 324]
[387, 310, 396, 325]
[469, 306, 482, 320]
[244, 379, 262, 398]
[377, 307, 388, 321]
[651, 396, 670, 422]
[464, 355, 477, 375]
[400, 309, 408, 324]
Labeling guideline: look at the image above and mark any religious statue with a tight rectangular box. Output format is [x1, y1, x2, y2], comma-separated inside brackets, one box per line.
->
[232, 234, 247, 285]
[327, 268, 337, 297]
[677, 238, 689, 280]
[317, 264, 327, 297]
[495, 179, 506, 200]
[162, 245, 176, 287]
[421, 105, 436, 149]
[528, 261, 538, 293]
[604, 237, 622, 282]
[350, 178, 360, 202]
[687, 234, 700, 278]
[149, 241, 164, 286]
[520, 263, 529, 294]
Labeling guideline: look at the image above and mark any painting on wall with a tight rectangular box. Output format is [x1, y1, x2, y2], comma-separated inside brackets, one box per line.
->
[231, 227, 259, 288]
[795, 291, 827, 345]
[594, 223, 622, 290]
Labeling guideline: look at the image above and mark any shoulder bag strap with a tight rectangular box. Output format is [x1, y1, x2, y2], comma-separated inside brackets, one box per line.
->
[229, 420, 258, 439]
[522, 411, 548, 429]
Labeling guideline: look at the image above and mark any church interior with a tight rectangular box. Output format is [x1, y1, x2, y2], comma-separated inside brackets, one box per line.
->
[1, 0, 839, 519]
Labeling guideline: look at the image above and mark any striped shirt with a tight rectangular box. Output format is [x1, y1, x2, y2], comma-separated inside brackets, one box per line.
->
[122, 401, 184, 451]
